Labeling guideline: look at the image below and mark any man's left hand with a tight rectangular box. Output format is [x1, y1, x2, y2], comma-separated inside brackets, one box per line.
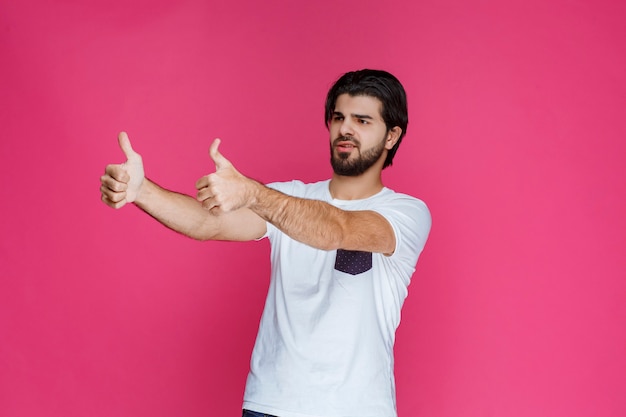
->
[195, 139, 257, 214]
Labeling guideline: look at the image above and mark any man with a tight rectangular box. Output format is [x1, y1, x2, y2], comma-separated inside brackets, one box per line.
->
[100, 69, 431, 417]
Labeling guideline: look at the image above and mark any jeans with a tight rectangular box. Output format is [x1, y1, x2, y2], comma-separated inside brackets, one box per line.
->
[242, 410, 278, 417]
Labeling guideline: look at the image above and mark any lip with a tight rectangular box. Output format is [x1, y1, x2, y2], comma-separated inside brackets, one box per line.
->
[335, 143, 356, 153]
[334, 139, 358, 152]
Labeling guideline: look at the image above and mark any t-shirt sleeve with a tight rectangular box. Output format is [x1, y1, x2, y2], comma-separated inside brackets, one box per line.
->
[372, 195, 432, 274]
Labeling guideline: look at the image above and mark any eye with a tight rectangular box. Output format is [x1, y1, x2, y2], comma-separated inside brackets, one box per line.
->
[333, 115, 344, 122]
[358, 119, 369, 124]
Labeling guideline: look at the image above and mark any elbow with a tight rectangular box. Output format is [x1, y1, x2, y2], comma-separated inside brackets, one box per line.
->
[193, 234, 211, 242]
[194, 229, 220, 242]
[188, 223, 220, 241]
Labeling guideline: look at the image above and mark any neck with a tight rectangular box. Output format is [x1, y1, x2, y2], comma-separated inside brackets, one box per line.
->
[329, 168, 384, 200]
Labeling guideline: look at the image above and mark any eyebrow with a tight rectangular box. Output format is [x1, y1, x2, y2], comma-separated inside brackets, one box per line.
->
[333, 111, 374, 120]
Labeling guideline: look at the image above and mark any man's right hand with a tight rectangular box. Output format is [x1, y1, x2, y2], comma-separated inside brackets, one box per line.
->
[100, 132, 145, 209]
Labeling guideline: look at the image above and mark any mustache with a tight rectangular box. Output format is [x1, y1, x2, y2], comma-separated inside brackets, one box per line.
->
[332, 136, 361, 147]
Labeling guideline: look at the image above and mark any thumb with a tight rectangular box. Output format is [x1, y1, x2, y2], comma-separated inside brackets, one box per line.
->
[209, 138, 232, 170]
[118, 131, 139, 161]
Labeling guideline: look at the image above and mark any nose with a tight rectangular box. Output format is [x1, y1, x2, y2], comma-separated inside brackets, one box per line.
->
[339, 118, 354, 137]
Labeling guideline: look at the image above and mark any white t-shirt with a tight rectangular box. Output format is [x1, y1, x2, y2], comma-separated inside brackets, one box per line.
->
[242, 180, 431, 417]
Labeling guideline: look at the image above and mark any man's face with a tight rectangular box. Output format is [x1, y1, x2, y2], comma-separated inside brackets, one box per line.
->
[329, 94, 391, 176]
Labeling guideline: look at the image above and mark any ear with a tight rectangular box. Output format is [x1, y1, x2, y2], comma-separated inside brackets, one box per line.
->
[384, 127, 402, 150]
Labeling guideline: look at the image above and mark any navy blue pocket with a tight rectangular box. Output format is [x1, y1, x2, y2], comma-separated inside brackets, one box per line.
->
[334, 249, 373, 275]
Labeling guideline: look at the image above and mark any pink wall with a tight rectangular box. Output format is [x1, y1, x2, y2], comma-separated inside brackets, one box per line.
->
[1, 0, 624, 416]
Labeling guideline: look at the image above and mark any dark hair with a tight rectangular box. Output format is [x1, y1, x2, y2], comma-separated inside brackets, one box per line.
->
[325, 69, 408, 168]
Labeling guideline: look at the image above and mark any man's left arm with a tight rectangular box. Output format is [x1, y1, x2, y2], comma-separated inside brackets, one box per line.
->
[196, 139, 395, 254]
[254, 185, 395, 254]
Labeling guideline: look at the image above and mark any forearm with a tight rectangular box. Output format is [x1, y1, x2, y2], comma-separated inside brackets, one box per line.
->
[248, 183, 395, 253]
[134, 178, 219, 240]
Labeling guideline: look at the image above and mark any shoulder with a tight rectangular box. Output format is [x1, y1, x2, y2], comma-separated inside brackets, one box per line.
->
[373, 189, 430, 221]
[266, 179, 331, 199]
[370, 189, 432, 253]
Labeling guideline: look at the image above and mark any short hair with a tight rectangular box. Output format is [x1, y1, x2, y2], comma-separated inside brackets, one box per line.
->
[325, 69, 408, 168]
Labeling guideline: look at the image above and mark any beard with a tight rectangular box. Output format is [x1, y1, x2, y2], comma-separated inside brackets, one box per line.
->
[330, 135, 386, 176]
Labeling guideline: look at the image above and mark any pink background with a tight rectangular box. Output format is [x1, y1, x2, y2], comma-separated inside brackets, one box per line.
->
[1, 0, 625, 416]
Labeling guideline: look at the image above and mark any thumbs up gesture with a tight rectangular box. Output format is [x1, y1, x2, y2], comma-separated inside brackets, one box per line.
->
[100, 132, 145, 209]
[195, 139, 255, 214]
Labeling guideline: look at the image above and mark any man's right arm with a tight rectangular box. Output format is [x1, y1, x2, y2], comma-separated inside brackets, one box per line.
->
[133, 179, 266, 241]
[100, 132, 266, 242]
